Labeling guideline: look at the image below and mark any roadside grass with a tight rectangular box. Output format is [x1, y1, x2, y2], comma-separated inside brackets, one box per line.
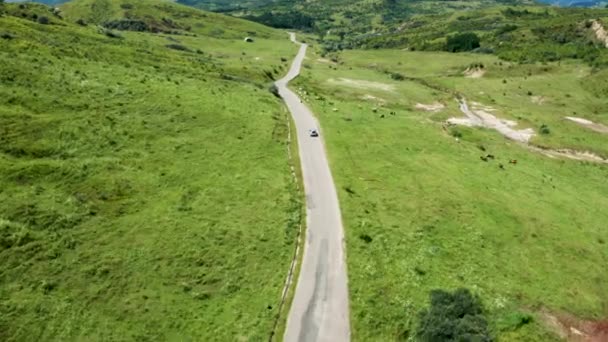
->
[293, 50, 608, 340]
[271, 108, 307, 342]
[1, 4, 299, 341]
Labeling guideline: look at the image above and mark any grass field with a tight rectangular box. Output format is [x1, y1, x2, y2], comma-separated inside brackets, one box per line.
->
[293, 47, 608, 340]
[0, 2, 299, 341]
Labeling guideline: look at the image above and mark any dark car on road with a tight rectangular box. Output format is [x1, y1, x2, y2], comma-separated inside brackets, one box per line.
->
[309, 129, 319, 137]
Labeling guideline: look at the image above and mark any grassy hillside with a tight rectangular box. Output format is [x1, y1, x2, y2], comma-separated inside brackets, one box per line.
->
[180, 0, 531, 37]
[293, 42, 608, 340]
[0, 1, 299, 341]
[356, 5, 608, 66]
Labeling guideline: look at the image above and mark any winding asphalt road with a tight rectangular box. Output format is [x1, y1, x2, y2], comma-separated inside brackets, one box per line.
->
[276, 34, 351, 342]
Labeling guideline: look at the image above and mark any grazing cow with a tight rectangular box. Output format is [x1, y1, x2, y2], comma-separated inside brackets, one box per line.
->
[509, 159, 518, 164]
[480, 156, 488, 162]
[486, 154, 495, 159]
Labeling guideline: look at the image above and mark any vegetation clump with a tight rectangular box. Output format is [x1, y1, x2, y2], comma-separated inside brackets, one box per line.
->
[103, 19, 149, 32]
[416, 288, 493, 342]
[446, 32, 481, 52]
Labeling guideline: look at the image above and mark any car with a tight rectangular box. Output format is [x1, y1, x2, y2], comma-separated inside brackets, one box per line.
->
[309, 129, 319, 137]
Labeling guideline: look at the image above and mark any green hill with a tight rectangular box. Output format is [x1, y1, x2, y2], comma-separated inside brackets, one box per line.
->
[0, 1, 299, 341]
[349, 5, 608, 67]
[180, 0, 532, 37]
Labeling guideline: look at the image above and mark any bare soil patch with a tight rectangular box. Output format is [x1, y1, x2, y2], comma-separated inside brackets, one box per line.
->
[565, 116, 608, 134]
[531, 96, 546, 105]
[448, 99, 535, 142]
[591, 20, 608, 48]
[327, 77, 395, 92]
[447, 99, 608, 163]
[464, 67, 485, 78]
[541, 310, 608, 342]
[361, 94, 386, 104]
[415, 102, 445, 112]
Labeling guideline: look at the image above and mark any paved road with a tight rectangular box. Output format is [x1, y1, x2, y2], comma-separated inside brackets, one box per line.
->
[276, 33, 351, 342]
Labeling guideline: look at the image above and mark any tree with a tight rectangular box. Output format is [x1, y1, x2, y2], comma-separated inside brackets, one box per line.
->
[446, 32, 480, 52]
[416, 288, 494, 342]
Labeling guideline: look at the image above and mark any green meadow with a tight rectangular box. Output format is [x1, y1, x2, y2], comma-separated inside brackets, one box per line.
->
[294, 47, 608, 340]
[0, 1, 299, 340]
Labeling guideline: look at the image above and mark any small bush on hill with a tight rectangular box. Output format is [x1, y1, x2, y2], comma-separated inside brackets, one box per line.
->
[416, 288, 493, 342]
[37, 16, 49, 25]
[166, 44, 190, 52]
[540, 124, 550, 134]
[446, 32, 480, 52]
[268, 84, 280, 98]
[100, 28, 122, 39]
[390, 72, 405, 80]
[103, 19, 149, 32]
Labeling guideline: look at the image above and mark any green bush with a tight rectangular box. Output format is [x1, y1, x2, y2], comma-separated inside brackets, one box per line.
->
[540, 124, 550, 135]
[390, 72, 405, 80]
[103, 19, 149, 32]
[37, 16, 49, 25]
[268, 84, 280, 98]
[446, 32, 480, 52]
[166, 44, 190, 52]
[416, 288, 493, 342]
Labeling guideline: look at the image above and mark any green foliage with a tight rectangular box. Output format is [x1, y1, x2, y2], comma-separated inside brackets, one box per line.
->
[102, 19, 149, 32]
[0, 1, 299, 340]
[416, 289, 493, 342]
[540, 124, 551, 134]
[268, 83, 280, 97]
[245, 10, 315, 30]
[37, 15, 50, 24]
[446, 32, 481, 52]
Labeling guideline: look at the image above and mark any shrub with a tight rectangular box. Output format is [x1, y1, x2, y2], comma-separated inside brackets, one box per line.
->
[450, 127, 463, 138]
[166, 44, 190, 52]
[76, 18, 87, 26]
[416, 288, 493, 342]
[268, 84, 280, 98]
[103, 29, 122, 39]
[103, 19, 149, 32]
[446, 32, 480, 52]
[540, 124, 550, 134]
[37, 16, 50, 25]
[120, 3, 133, 9]
[390, 72, 405, 80]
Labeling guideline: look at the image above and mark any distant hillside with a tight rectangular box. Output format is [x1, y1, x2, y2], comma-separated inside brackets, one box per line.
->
[349, 5, 608, 67]
[178, 0, 539, 47]
[5, 0, 68, 5]
[537, 0, 608, 7]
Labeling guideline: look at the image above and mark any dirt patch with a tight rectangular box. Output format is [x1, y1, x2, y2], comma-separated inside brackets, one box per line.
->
[540, 310, 608, 342]
[447, 100, 608, 163]
[448, 99, 535, 142]
[415, 102, 445, 112]
[361, 94, 386, 104]
[565, 116, 608, 134]
[530, 146, 608, 163]
[464, 67, 485, 78]
[531, 96, 546, 105]
[327, 77, 395, 92]
[591, 20, 608, 48]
